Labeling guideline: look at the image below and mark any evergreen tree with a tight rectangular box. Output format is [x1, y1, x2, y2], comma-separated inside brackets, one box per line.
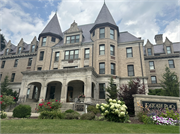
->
[0, 34, 6, 51]
[106, 77, 118, 101]
[160, 66, 179, 97]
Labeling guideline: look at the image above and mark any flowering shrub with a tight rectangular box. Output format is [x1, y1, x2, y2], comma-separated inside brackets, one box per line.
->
[35, 99, 62, 112]
[151, 116, 180, 126]
[96, 99, 129, 122]
[0, 95, 15, 111]
[78, 94, 85, 98]
[0, 111, 7, 119]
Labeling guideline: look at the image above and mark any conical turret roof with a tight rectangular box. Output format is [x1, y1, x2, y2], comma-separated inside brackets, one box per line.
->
[94, 3, 116, 26]
[38, 13, 63, 40]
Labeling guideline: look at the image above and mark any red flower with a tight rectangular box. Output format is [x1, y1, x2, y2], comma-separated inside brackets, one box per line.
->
[50, 107, 51, 108]
[39, 103, 43, 107]
[0, 101, 2, 104]
[47, 102, 50, 105]
[56, 100, 58, 102]
[14, 97, 16, 100]
[0, 95, 2, 97]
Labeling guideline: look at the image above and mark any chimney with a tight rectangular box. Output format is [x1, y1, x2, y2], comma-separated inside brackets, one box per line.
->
[154, 34, 163, 44]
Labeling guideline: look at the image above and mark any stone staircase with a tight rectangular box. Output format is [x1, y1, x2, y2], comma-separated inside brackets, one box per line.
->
[61, 103, 74, 112]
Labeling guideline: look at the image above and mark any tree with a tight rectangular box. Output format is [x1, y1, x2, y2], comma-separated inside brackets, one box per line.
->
[1, 76, 18, 101]
[0, 34, 6, 51]
[160, 66, 179, 97]
[118, 78, 145, 115]
[105, 77, 118, 101]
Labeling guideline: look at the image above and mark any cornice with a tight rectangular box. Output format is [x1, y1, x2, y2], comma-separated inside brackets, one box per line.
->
[118, 40, 144, 46]
[0, 52, 37, 60]
[144, 54, 180, 60]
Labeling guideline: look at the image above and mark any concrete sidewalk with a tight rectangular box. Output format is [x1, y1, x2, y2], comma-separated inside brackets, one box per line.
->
[6, 112, 39, 117]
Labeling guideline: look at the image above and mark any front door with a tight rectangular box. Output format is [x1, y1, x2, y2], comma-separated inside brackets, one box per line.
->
[67, 86, 73, 102]
[50, 86, 55, 99]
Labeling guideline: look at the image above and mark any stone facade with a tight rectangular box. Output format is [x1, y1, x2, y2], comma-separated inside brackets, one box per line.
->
[0, 3, 179, 104]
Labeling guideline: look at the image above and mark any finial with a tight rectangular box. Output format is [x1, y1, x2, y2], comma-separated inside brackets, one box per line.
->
[55, 8, 58, 14]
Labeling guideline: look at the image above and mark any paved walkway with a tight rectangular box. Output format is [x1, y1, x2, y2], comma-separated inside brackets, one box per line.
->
[6, 112, 39, 117]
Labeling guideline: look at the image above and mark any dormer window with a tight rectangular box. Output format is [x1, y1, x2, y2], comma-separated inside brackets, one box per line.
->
[18, 47, 21, 54]
[147, 48, 152, 56]
[31, 45, 35, 53]
[5, 49, 9, 55]
[166, 46, 171, 54]
[51, 37, 56, 42]
[66, 35, 80, 44]
[42, 37, 46, 46]
[110, 29, 114, 39]
[100, 28, 105, 39]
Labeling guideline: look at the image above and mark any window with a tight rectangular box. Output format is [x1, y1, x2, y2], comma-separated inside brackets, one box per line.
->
[110, 45, 115, 56]
[64, 50, 79, 60]
[149, 61, 155, 70]
[99, 28, 105, 39]
[18, 47, 21, 54]
[168, 60, 175, 68]
[27, 88, 30, 99]
[51, 37, 56, 42]
[147, 48, 152, 56]
[28, 58, 32, 66]
[31, 45, 35, 52]
[11, 73, 15, 82]
[110, 29, 114, 39]
[111, 63, 115, 75]
[5, 49, 9, 55]
[99, 83, 105, 99]
[85, 48, 89, 58]
[14, 59, 18, 67]
[37, 67, 42, 70]
[0, 74, 2, 81]
[99, 63, 105, 74]
[167, 46, 171, 54]
[127, 65, 134, 76]
[84, 65, 89, 67]
[53, 68, 58, 70]
[39, 51, 44, 61]
[151, 76, 157, 84]
[66, 35, 80, 44]
[1, 61, 5, 68]
[93, 31, 95, 36]
[126, 47, 132, 58]
[42, 37, 46, 46]
[99, 45, 105, 55]
[55, 52, 59, 62]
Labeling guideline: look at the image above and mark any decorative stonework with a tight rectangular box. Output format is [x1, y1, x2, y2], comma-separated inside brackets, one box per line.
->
[65, 21, 82, 34]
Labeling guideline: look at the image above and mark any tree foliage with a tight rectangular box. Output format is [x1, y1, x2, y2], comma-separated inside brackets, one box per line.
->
[0, 34, 6, 51]
[105, 77, 118, 101]
[118, 78, 145, 115]
[160, 66, 179, 97]
[148, 88, 164, 96]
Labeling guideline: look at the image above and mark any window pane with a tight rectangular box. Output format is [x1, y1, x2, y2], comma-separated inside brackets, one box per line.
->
[99, 83, 105, 99]
[151, 76, 156, 83]
[127, 48, 132, 57]
[100, 28, 105, 33]
[100, 45, 105, 50]
[110, 29, 114, 34]
[65, 51, 69, 55]
[128, 65, 134, 76]
[148, 48, 152, 55]
[66, 37, 70, 44]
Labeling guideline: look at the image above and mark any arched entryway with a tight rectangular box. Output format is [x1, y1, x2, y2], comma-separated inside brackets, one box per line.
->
[67, 80, 84, 102]
[46, 81, 62, 101]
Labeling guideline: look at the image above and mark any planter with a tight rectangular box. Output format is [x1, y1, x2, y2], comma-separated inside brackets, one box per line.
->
[79, 98, 85, 103]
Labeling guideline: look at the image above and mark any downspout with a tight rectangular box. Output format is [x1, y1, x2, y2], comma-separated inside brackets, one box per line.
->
[49, 48, 53, 70]
[139, 42, 144, 84]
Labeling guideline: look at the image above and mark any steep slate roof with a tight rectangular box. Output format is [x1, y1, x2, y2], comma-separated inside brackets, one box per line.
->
[39, 13, 63, 38]
[118, 31, 141, 43]
[173, 42, 180, 52]
[94, 3, 116, 26]
[153, 44, 164, 54]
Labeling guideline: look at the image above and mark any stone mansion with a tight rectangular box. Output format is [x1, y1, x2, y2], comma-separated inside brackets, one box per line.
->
[0, 3, 179, 103]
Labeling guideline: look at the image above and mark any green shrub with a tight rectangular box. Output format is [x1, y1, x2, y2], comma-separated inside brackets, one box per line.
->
[80, 113, 95, 120]
[0, 111, 7, 119]
[142, 115, 154, 124]
[39, 110, 64, 119]
[148, 89, 164, 96]
[64, 112, 80, 119]
[87, 105, 100, 115]
[13, 104, 31, 118]
[65, 109, 75, 113]
[159, 108, 179, 120]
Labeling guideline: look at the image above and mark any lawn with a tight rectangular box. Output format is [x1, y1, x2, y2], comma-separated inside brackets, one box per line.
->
[1, 119, 179, 133]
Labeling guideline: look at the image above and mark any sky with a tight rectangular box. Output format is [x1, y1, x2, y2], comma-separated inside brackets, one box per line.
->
[0, 0, 180, 45]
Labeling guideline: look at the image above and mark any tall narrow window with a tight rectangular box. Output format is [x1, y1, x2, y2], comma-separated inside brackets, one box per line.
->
[18, 47, 21, 54]
[167, 46, 171, 54]
[110, 45, 115, 56]
[51, 37, 56, 42]
[99, 83, 105, 99]
[66, 36, 70, 44]
[14, 59, 18, 67]
[74, 50, 79, 59]
[28, 58, 32, 66]
[126, 47, 133, 57]
[5, 49, 9, 55]
[147, 48, 152, 56]
[99, 28, 105, 39]
[85, 48, 89, 58]
[127, 65, 134, 76]
[55, 52, 59, 62]
[110, 29, 114, 39]
[70, 50, 74, 60]
[71, 36, 75, 43]
[168, 60, 175, 68]
[1, 61, 5, 68]
[65, 51, 69, 60]
[111, 63, 115, 75]
[149, 61, 155, 70]
[11, 73, 15, 82]
[99, 63, 105, 74]
[39, 51, 44, 61]
[42, 37, 46, 46]
[31, 45, 35, 52]
[99, 45, 105, 55]
[151, 76, 157, 84]
[75, 35, 79, 43]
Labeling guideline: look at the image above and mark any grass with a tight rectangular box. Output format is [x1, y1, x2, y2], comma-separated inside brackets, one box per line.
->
[1, 119, 179, 133]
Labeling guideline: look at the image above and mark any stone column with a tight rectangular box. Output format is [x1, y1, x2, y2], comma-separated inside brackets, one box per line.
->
[18, 80, 27, 102]
[60, 78, 67, 103]
[39, 84, 47, 103]
[85, 76, 92, 103]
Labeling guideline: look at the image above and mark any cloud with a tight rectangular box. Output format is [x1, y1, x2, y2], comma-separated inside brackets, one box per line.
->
[21, 1, 34, 9]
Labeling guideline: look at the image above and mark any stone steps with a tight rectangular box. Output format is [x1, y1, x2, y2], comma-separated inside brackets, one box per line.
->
[61, 103, 74, 112]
